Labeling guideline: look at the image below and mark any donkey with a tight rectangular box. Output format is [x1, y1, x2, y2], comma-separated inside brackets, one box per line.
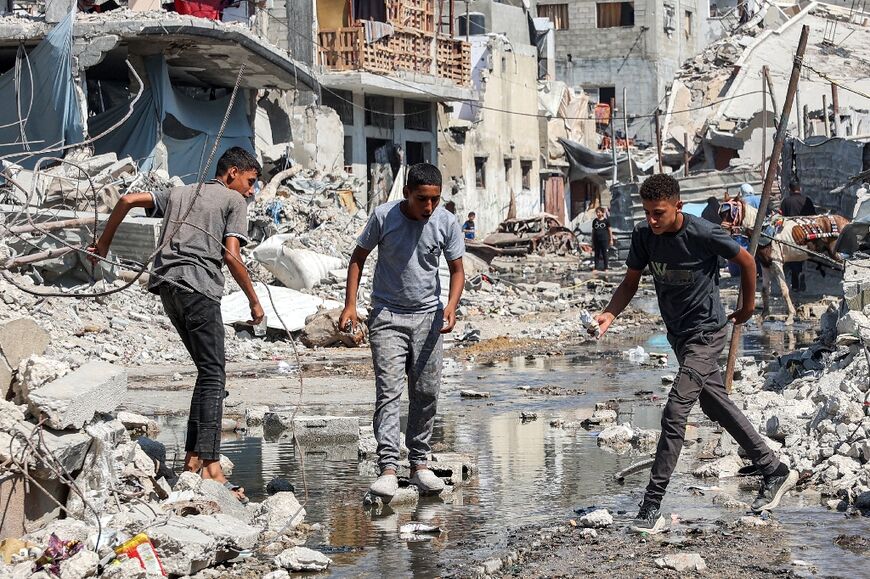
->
[718, 198, 850, 324]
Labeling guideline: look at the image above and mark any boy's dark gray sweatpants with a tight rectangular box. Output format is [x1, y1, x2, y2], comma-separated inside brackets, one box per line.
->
[369, 307, 443, 473]
[645, 325, 780, 504]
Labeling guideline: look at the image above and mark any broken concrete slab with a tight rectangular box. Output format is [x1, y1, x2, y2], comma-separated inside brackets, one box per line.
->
[274, 547, 331, 572]
[185, 513, 262, 551]
[0, 318, 49, 370]
[58, 549, 99, 579]
[363, 485, 420, 509]
[28, 361, 127, 430]
[300, 307, 365, 348]
[693, 453, 746, 479]
[148, 517, 219, 576]
[290, 415, 360, 444]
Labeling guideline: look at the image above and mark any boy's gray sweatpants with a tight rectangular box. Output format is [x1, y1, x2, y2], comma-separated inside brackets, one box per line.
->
[645, 325, 781, 504]
[369, 307, 443, 472]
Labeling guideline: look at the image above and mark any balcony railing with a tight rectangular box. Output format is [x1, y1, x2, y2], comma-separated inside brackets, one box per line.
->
[317, 26, 470, 87]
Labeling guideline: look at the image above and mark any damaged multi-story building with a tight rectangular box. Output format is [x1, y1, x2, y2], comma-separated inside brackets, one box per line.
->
[0, 0, 319, 180]
[290, 0, 474, 210]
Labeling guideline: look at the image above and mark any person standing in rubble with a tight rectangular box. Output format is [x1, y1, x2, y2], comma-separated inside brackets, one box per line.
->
[780, 181, 816, 292]
[592, 174, 797, 534]
[462, 212, 476, 240]
[339, 163, 465, 499]
[591, 206, 615, 271]
[89, 147, 264, 503]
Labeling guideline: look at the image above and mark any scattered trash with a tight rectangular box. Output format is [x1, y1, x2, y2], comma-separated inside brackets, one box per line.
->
[114, 534, 166, 577]
[579, 310, 600, 338]
[624, 346, 650, 364]
[460, 389, 491, 399]
[276, 361, 294, 374]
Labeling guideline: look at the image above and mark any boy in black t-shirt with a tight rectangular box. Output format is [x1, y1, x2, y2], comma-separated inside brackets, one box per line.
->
[593, 174, 796, 534]
[591, 206, 614, 271]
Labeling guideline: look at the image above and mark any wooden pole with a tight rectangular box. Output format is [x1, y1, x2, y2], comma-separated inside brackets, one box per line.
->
[610, 98, 618, 185]
[762, 65, 768, 182]
[795, 62, 803, 139]
[725, 24, 810, 392]
[654, 109, 663, 174]
[7, 217, 97, 235]
[831, 82, 842, 137]
[822, 94, 830, 137]
[683, 132, 690, 177]
[623, 87, 634, 182]
[763, 66, 779, 129]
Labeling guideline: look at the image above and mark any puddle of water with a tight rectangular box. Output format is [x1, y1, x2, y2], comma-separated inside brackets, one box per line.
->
[152, 324, 865, 576]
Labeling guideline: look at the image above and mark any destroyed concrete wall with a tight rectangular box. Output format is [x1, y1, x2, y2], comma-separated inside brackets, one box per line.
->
[782, 136, 868, 217]
[440, 38, 543, 236]
[288, 106, 345, 174]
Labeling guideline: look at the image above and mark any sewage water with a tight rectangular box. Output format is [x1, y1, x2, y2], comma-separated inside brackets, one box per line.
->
[155, 323, 868, 577]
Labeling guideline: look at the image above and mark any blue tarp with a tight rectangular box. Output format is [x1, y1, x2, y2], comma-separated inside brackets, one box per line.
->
[91, 55, 253, 183]
[0, 13, 83, 169]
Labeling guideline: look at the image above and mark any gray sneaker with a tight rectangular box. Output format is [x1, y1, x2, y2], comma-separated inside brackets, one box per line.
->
[409, 468, 445, 493]
[752, 469, 798, 512]
[369, 473, 399, 498]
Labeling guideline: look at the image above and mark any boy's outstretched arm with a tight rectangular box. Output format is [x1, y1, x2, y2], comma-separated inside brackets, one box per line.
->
[442, 257, 465, 334]
[727, 247, 756, 324]
[339, 245, 371, 332]
[595, 268, 643, 336]
[88, 192, 154, 259]
[224, 236, 264, 325]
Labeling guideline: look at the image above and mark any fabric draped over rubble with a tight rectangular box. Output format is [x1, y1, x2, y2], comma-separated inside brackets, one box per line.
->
[89, 55, 254, 182]
[0, 13, 83, 170]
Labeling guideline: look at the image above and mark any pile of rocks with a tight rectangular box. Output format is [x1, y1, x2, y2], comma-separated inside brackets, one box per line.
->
[0, 342, 326, 578]
[733, 260, 870, 511]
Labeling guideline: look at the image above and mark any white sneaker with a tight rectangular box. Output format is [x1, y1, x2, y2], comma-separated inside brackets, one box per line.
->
[409, 468, 445, 493]
[369, 473, 398, 498]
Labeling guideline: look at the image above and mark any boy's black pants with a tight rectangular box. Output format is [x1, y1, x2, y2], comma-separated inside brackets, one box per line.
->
[160, 284, 226, 461]
[592, 241, 608, 270]
[644, 325, 781, 504]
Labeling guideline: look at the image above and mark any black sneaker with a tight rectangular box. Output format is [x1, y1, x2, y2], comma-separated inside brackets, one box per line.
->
[752, 469, 798, 512]
[631, 501, 666, 534]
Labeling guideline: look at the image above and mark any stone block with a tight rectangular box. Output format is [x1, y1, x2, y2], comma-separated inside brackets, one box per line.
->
[117, 411, 159, 437]
[14, 355, 70, 405]
[291, 415, 359, 444]
[28, 361, 127, 430]
[0, 472, 68, 539]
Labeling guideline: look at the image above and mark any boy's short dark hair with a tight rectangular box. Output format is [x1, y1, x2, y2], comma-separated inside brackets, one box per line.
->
[469, 212, 476, 217]
[407, 163, 442, 189]
[789, 181, 801, 192]
[595, 206, 605, 212]
[216, 147, 261, 177]
[639, 174, 680, 201]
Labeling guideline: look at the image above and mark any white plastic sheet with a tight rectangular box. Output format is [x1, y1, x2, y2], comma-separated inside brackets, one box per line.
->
[220, 283, 341, 332]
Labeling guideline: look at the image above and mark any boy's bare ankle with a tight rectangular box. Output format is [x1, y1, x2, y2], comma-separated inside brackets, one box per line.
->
[381, 468, 397, 476]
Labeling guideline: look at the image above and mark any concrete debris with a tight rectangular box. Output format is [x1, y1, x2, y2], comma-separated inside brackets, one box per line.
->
[731, 259, 870, 508]
[253, 492, 306, 533]
[27, 361, 127, 430]
[577, 509, 613, 529]
[597, 423, 658, 454]
[116, 411, 159, 438]
[273, 546, 332, 572]
[13, 355, 70, 406]
[459, 390, 491, 399]
[58, 549, 99, 579]
[300, 308, 366, 348]
[693, 454, 746, 479]
[655, 553, 707, 572]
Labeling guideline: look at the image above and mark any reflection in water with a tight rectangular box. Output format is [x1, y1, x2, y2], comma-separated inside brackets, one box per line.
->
[153, 323, 864, 577]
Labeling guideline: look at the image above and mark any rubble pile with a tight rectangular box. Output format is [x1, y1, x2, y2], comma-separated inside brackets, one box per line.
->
[0, 348, 328, 578]
[733, 260, 870, 511]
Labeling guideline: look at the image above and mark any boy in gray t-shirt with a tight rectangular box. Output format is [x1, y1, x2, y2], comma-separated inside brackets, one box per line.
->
[90, 147, 264, 503]
[340, 163, 465, 498]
